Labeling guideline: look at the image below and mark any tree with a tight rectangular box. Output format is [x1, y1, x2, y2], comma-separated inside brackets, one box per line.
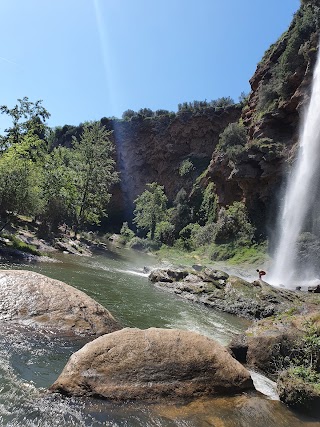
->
[133, 183, 168, 240]
[40, 147, 78, 231]
[214, 202, 255, 244]
[0, 134, 43, 228]
[0, 97, 50, 147]
[199, 183, 218, 224]
[171, 188, 192, 233]
[122, 109, 136, 120]
[72, 122, 119, 232]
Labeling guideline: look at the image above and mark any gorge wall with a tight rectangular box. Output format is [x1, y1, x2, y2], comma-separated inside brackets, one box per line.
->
[103, 106, 241, 221]
[200, 1, 320, 235]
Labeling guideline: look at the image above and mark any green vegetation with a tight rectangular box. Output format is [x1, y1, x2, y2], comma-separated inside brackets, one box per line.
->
[277, 318, 320, 411]
[119, 95, 239, 122]
[0, 98, 118, 237]
[133, 183, 168, 240]
[215, 122, 247, 159]
[178, 159, 195, 177]
[256, 1, 320, 117]
[128, 172, 259, 261]
[2, 234, 41, 256]
[71, 123, 119, 232]
[120, 222, 135, 243]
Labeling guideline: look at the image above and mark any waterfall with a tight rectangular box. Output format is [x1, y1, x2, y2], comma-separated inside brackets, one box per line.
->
[269, 45, 320, 288]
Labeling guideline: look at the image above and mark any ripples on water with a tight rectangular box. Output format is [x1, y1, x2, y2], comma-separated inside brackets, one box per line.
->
[0, 250, 319, 426]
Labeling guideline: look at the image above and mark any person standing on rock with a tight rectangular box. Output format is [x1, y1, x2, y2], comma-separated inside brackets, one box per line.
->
[256, 269, 266, 280]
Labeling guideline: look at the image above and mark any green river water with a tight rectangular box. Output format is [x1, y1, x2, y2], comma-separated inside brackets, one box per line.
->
[0, 245, 318, 426]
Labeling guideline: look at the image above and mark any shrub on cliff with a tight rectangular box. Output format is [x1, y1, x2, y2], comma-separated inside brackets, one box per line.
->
[215, 122, 247, 159]
[179, 159, 195, 177]
[257, 1, 320, 114]
[122, 109, 137, 120]
[199, 183, 218, 224]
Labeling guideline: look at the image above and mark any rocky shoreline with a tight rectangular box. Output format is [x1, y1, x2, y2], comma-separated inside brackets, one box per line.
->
[148, 267, 310, 320]
[148, 266, 320, 415]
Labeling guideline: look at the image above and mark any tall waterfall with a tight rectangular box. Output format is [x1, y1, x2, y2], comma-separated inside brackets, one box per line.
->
[269, 45, 320, 288]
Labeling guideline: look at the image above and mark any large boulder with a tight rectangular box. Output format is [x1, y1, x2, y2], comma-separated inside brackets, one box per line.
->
[0, 270, 121, 336]
[50, 328, 254, 400]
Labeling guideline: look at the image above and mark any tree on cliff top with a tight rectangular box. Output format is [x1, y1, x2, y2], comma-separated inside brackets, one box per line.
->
[133, 183, 168, 240]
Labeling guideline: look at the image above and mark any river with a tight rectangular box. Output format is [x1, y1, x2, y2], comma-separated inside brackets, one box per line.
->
[0, 245, 318, 426]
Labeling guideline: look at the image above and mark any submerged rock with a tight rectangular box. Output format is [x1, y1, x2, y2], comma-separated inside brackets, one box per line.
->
[0, 270, 121, 336]
[50, 328, 254, 401]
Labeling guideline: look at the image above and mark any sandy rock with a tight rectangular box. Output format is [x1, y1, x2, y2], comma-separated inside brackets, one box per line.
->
[50, 328, 253, 400]
[0, 270, 121, 336]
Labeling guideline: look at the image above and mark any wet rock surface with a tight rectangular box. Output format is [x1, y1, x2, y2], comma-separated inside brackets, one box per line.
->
[0, 270, 121, 336]
[149, 267, 306, 319]
[50, 327, 254, 400]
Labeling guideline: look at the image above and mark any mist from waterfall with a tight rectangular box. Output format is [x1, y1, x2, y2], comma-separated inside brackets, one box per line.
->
[269, 45, 320, 288]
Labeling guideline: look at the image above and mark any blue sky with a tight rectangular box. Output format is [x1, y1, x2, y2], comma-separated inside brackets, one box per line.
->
[0, 0, 300, 129]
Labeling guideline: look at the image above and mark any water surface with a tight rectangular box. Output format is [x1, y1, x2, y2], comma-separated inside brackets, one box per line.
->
[0, 246, 318, 426]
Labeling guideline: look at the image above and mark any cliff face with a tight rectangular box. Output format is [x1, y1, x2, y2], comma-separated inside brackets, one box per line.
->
[103, 106, 241, 219]
[202, 1, 320, 234]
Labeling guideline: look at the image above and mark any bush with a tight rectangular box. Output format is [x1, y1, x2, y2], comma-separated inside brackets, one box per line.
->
[210, 96, 235, 108]
[179, 159, 195, 177]
[257, 79, 280, 112]
[122, 109, 137, 120]
[154, 221, 175, 246]
[178, 223, 201, 250]
[193, 223, 216, 247]
[120, 222, 135, 242]
[215, 122, 247, 159]
[128, 237, 160, 252]
[214, 202, 255, 244]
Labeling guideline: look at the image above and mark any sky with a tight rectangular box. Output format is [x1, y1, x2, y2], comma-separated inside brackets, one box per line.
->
[0, 0, 300, 130]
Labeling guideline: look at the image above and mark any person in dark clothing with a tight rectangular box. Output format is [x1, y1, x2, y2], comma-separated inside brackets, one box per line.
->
[256, 269, 266, 280]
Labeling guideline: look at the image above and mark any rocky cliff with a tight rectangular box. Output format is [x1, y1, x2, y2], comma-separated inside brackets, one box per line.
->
[201, 1, 320, 234]
[102, 107, 241, 220]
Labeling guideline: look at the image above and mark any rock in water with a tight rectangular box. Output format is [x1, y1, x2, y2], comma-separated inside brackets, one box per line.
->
[0, 270, 121, 336]
[50, 328, 254, 400]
